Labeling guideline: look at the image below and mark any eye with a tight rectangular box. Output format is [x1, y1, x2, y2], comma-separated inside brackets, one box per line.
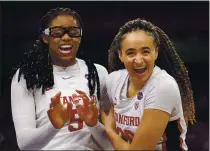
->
[69, 28, 80, 34]
[143, 50, 150, 54]
[68, 27, 82, 37]
[126, 51, 134, 56]
[51, 32, 63, 37]
[50, 27, 65, 37]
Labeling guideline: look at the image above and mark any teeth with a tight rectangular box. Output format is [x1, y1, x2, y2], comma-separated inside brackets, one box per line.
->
[60, 45, 72, 49]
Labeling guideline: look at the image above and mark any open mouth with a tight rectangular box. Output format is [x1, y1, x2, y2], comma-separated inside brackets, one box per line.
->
[134, 67, 147, 74]
[59, 45, 73, 54]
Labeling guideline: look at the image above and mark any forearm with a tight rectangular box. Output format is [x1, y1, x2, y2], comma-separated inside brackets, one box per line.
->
[87, 121, 113, 150]
[16, 122, 60, 150]
[105, 128, 129, 150]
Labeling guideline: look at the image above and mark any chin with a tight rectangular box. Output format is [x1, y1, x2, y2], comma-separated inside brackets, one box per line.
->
[134, 71, 149, 81]
[61, 54, 75, 60]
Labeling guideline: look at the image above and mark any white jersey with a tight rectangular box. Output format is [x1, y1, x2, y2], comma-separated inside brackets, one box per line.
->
[11, 58, 112, 150]
[105, 66, 188, 151]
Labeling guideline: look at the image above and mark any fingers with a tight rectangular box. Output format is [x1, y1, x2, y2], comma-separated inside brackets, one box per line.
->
[54, 91, 61, 104]
[127, 133, 134, 141]
[75, 89, 86, 95]
[109, 104, 114, 115]
[100, 112, 107, 125]
[89, 98, 96, 105]
[49, 102, 54, 108]
[75, 90, 91, 105]
[50, 97, 57, 108]
[100, 107, 106, 122]
[50, 91, 61, 106]
[72, 93, 82, 107]
[73, 92, 89, 107]
[49, 91, 61, 108]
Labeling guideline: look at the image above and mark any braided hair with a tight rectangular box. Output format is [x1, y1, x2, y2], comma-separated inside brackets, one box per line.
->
[108, 18, 195, 125]
[11, 7, 100, 100]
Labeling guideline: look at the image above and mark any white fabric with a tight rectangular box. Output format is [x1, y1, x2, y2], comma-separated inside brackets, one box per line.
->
[11, 58, 113, 150]
[104, 66, 188, 150]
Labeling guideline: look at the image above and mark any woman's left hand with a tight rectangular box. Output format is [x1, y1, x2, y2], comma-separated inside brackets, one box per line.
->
[72, 90, 98, 127]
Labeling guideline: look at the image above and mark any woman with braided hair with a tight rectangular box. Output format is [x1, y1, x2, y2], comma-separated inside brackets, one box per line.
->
[101, 18, 195, 150]
[11, 7, 112, 150]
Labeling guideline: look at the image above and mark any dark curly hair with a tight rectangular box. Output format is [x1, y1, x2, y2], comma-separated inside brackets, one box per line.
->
[11, 7, 100, 100]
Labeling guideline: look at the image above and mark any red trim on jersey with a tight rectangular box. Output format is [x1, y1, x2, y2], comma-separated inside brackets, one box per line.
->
[162, 132, 167, 151]
[177, 118, 185, 151]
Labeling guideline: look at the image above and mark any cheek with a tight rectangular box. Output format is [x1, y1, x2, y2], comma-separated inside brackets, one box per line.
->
[49, 39, 59, 49]
[123, 58, 134, 69]
[73, 38, 81, 46]
[144, 56, 155, 65]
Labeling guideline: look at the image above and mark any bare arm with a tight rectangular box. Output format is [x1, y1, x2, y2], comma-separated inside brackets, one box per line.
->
[130, 109, 169, 150]
[105, 109, 169, 150]
[104, 78, 181, 150]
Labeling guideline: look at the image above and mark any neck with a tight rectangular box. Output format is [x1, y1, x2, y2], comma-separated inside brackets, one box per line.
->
[53, 59, 77, 67]
[129, 77, 145, 90]
[127, 77, 146, 98]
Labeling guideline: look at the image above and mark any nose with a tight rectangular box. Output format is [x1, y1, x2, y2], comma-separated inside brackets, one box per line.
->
[134, 53, 144, 65]
[61, 33, 71, 41]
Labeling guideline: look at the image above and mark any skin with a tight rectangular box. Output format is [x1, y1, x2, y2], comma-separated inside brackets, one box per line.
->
[48, 92, 73, 129]
[72, 90, 98, 127]
[42, 15, 81, 67]
[48, 90, 98, 129]
[118, 30, 158, 96]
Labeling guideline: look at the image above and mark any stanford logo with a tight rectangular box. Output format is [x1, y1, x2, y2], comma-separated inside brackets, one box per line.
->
[134, 101, 139, 110]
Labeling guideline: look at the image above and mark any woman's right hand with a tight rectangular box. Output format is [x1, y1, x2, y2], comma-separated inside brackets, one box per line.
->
[100, 104, 116, 132]
[47, 92, 73, 129]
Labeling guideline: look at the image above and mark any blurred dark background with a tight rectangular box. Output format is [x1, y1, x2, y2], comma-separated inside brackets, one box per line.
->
[0, 1, 209, 151]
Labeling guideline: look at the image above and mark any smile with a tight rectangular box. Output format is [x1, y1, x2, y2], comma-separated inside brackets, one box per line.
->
[59, 45, 73, 54]
[133, 67, 147, 74]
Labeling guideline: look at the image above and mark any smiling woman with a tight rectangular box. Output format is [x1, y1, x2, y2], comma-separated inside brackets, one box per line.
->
[10, 7, 112, 150]
[41, 15, 82, 67]
[118, 30, 159, 91]
[101, 18, 195, 151]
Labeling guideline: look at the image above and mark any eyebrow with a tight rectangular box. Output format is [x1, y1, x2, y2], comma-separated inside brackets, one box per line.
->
[125, 48, 136, 52]
[49, 26, 80, 29]
[141, 46, 151, 50]
[49, 26, 63, 29]
[125, 46, 151, 52]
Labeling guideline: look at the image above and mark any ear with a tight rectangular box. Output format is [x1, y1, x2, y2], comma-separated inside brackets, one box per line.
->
[41, 34, 49, 44]
[154, 46, 159, 60]
[118, 49, 123, 62]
